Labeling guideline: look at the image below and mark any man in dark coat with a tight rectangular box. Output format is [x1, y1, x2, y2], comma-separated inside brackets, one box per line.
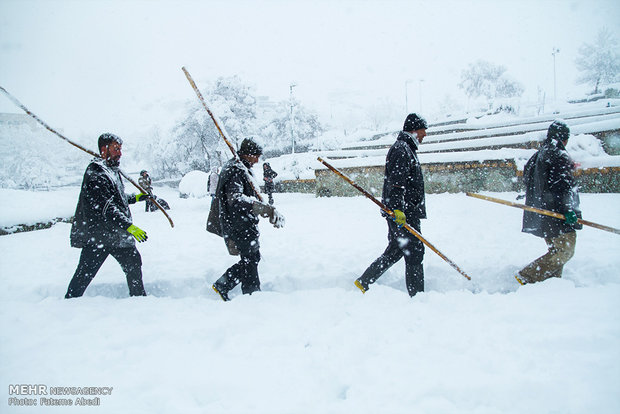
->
[516, 120, 582, 285]
[138, 170, 154, 212]
[65, 133, 150, 298]
[262, 162, 278, 205]
[212, 138, 285, 301]
[355, 113, 428, 297]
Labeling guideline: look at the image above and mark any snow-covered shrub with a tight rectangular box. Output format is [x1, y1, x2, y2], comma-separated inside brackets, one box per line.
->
[178, 170, 209, 198]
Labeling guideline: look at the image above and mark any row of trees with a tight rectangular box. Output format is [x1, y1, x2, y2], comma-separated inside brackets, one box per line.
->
[135, 76, 324, 178]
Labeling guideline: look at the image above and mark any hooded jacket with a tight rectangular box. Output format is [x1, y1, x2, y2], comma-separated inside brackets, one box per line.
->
[382, 131, 426, 220]
[522, 137, 582, 238]
[70, 158, 137, 248]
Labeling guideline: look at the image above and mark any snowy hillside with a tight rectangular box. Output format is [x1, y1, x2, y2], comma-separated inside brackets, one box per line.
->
[1, 187, 619, 413]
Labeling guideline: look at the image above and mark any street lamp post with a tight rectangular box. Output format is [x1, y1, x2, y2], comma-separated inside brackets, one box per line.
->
[552, 47, 560, 101]
[419, 79, 424, 112]
[405, 80, 413, 113]
[290, 83, 296, 154]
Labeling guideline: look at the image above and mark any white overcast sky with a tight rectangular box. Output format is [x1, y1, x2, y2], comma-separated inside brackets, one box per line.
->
[1, 0, 619, 139]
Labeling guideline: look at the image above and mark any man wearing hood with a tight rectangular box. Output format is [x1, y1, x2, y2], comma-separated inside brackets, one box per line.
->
[355, 113, 428, 297]
[65, 133, 150, 298]
[517, 120, 582, 285]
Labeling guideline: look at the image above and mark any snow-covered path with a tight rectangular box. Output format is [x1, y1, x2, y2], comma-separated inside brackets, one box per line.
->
[1, 189, 619, 413]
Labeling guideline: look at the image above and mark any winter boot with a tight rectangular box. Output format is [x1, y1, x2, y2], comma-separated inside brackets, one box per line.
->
[354, 279, 367, 294]
[212, 283, 230, 302]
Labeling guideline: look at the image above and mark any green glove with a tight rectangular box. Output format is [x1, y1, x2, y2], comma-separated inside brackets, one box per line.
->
[127, 224, 148, 242]
[565, 211, 578, 224]
[136, 193, 151, 202]
[392, 209, 406, 227]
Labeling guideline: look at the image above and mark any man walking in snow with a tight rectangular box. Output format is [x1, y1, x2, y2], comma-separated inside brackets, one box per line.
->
[208, 166, 219, 198]
[262, 162, 278, 205]
[354, 113, 428, 297]
[138, 170, 154, 212]
[516, 120, 582, 285]
[65, 133, 151, 298]
[212, 138, 284, 301]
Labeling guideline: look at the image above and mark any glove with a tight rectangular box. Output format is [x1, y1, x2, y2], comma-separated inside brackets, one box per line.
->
[392, 209, 406, 227]
[127, 224, 148, 242]
[252, 201, 274, 218]
[565, 211, 578, 224]
[136, 193, 152, 202]
[270, 209, 285, 228]
[253, 201, 285, 229]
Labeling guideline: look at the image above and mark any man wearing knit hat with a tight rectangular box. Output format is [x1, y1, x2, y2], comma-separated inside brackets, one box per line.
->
[355, 113, 428, 297]
[516, 120, 582, 285]
[212, 137, 285, 301]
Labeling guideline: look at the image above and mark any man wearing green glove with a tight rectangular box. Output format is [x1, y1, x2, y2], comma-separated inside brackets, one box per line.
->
[355, 113, 428, 297]
[517, 120, 582, 285]
[65, 133, 150, 298]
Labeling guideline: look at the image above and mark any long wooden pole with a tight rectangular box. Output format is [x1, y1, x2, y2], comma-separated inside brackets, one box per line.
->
[0, 86, 175, 228]
[181, 67, 264, 202]
[318, 157, 471, 280]
[466, 192, 619, 235]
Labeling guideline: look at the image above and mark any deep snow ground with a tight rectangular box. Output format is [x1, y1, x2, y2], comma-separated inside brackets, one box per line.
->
[1, 189, 619, 413]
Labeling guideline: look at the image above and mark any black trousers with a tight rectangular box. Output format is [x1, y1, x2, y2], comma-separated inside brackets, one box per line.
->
[65, 245, 146, 298]
[358, 218, 425, 296]
[214, 249, 261, 296]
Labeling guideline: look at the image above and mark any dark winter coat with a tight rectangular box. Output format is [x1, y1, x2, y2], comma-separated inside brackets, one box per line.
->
[382, 131, 426, 220]
[522, 138, 582, 239]
[216, 158, 260, 255]
[138, 174, 153, 195]
[70, 158, 137, 249]
[263, 164, 277, 193]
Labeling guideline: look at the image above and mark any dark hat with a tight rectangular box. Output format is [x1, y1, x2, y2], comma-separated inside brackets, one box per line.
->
[547, 120, 570, 142]
[98, 133, 123, 150]
[140, 170, 148, 175]
[238, 138, 263, 156]
[403, 113, 428, 132]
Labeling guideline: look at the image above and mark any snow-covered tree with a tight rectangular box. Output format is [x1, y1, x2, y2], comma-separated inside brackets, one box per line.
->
[207, 75, 258, 148]
[140, 75, 325, 176]
[0, 120, 84, 189]
[150, 76, 258, 177]
[259, 99, 324, 156]
[458, 60, 524, 109]
[575, 27, 620, 94]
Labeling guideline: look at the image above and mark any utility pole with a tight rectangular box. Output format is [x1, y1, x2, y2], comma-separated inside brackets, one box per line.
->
[419, 79, 425, 112]
[405, 80, 413, 113]
[290, 83, 296, 154]
[552, 47, 560, 101]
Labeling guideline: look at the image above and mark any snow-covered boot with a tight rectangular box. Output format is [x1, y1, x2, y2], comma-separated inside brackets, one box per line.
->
[212, 283, 230, 301]
[354, 279, 367, 294]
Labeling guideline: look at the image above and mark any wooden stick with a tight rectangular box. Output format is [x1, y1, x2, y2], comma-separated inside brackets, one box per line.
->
[318, 157, 471, 280]
[0, 86, 174, 228]
[466, 192, 620, 235]
[181, 67, 264, 202]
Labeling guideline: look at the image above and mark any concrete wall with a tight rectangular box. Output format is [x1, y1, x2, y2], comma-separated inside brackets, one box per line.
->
[276, 179, 316, 194]
[314, 162, 620, 197]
